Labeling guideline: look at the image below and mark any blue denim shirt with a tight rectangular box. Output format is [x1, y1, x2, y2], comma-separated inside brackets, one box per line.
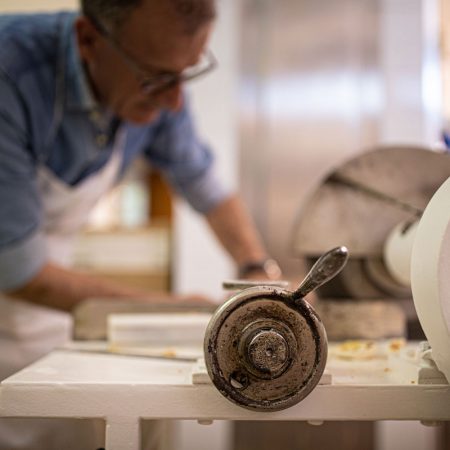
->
[0, 12, 229, 290]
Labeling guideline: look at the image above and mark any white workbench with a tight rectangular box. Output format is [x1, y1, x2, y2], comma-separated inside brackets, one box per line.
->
[0, 342, 449, 450]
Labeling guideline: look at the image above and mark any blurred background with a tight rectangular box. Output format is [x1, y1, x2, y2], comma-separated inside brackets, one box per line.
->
[1, 0, 449, 448]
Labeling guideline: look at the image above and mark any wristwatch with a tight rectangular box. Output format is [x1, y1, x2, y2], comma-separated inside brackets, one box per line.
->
[238, 258, 282, 280]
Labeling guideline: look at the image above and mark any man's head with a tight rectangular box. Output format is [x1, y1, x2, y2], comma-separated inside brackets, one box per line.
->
[76, 0, 216, 124]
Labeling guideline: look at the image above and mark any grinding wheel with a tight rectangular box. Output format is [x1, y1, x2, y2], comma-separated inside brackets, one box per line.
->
[291, 146, 450, 299]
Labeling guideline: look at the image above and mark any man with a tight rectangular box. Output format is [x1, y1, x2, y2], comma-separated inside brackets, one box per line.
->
[0, 0, 279, 447]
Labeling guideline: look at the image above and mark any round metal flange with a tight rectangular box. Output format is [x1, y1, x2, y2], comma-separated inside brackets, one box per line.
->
[204, 286, 327, 412]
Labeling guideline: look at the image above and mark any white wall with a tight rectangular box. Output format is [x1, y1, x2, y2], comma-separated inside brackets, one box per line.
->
[379, 0, 442, 146]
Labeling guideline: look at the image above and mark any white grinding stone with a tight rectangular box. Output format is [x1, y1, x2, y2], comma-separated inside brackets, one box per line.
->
[411, 177, 450, 382]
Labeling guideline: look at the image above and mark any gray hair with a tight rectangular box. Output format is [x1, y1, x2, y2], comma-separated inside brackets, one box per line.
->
[80, 0, 216, 34]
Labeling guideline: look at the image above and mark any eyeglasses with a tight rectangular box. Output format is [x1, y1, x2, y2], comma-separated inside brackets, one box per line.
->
[88, 16, 218, 95]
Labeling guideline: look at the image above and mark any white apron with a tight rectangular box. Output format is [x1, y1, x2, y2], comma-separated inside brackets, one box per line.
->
[0, 130, 125, 450]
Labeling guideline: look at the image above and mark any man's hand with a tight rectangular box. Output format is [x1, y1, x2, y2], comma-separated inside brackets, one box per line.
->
[6, 263, 219, 312]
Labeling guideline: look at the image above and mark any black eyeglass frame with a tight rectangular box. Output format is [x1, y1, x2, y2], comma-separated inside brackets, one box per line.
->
[86, 15, 218, 95]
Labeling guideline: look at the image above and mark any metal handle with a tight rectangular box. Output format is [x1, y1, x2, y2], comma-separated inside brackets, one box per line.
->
[222, 280, 290, 291]
[292, 246, 349, 299]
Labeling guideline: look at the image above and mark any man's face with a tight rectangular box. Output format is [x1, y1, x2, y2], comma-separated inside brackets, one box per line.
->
[76, 0, 213, 124]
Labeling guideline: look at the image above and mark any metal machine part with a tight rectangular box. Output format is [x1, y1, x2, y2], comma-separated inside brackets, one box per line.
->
[291, 146, 450, 299]
[204, 247, 348, 411]
[222, 280, 290, 290]
[384, 220, 419, 286]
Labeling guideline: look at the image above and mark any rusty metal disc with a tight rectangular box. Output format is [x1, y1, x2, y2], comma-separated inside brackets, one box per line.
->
[292, 146, 450, 258]
[204, 286, 327, 411]
[291, 147, 450, 300]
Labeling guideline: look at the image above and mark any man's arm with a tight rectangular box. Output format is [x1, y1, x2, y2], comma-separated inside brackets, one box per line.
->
[205, 194, 281, 279]
[145, 102, 280, 279]
[7, 194, 275, 311]
[6, 263, 212, 312]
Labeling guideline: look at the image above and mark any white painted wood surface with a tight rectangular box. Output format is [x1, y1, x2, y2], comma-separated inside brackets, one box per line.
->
[0, 342, 449, 450]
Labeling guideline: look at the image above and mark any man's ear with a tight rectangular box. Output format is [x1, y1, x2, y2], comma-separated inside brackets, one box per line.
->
[75, 16, 102, 62]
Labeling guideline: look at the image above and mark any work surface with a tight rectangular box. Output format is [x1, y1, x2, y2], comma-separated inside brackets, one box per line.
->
[0, 341, 449, 450]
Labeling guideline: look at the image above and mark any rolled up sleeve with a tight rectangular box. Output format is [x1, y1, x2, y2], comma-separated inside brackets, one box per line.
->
[0, 230, 46, 291]
[144, 99, 231, 214]
[0, 74, 45, 290]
